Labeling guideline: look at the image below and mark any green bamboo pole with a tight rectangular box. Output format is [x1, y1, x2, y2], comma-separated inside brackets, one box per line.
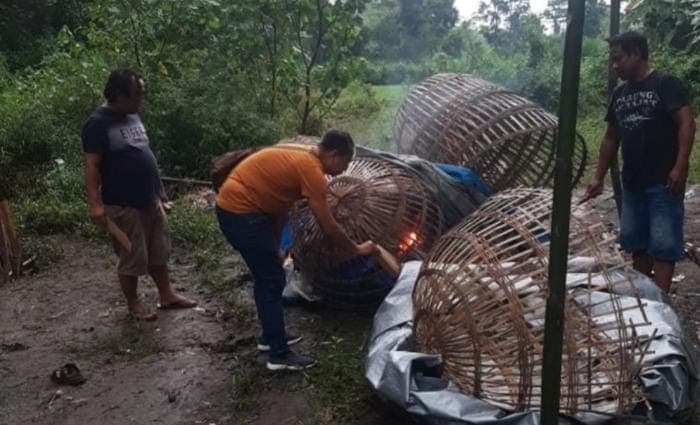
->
[540, 1, 586, 424]
[608, 0, 623, 217]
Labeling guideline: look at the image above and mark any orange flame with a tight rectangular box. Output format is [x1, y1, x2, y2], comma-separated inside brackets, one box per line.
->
[398, 231, 419, 253]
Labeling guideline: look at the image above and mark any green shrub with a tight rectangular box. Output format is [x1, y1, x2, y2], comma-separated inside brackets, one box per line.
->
[325, 83, 411, 150]
[13, 163, 97, 236]
[0, 46, 108, 199]
[361, 61, 432, 85]
[168, 203, 222, 250]
[143, 68, 282, 180]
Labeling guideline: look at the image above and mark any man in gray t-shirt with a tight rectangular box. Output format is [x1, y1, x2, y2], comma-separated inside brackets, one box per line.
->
[82, 69, 196, 320]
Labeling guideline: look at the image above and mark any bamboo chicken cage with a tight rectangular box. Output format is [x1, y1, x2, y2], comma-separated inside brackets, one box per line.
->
[291, 156, 444, 308]
[412, 188, 651, 416]
[394, 73, 587, 192]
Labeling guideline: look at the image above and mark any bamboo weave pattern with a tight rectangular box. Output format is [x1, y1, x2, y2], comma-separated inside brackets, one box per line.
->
[394, 73, 587, 192]
[291, 156, 444, 307]
[413, 189, 650, 416]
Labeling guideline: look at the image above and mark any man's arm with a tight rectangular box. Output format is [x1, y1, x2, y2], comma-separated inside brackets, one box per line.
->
[583, 124, 620, 201]
[307, 196, 374, 258]
[83, 152, 105, 224]
[158, 179, 167, 202]
[668, 106, 695, 195]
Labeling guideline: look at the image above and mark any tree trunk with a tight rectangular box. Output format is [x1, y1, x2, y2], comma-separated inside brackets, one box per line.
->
[299, 67, 313, 134]
[0, 209, 7, 285]
[0, 200, 21, 283]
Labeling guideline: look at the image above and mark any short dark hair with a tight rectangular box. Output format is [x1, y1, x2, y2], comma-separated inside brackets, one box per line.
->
[320, 129, 354, 158]
[103, 69, 142, 103]
[607, 31, 649, 61]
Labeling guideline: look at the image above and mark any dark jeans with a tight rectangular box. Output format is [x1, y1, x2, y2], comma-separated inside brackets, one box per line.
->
[216, 207, 289, 356]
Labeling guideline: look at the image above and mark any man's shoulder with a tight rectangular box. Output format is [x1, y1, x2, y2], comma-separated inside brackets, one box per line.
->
[84, 106, 127, 127]
[649, 70, 686, 88]
[651, 70, 676, 80]
[83, 106, 108, 129]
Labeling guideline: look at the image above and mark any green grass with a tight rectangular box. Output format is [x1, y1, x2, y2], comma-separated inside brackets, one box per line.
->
[304, 310, 376, 423]
[167, 202, 230, 286]
[326, 83, 412, 152]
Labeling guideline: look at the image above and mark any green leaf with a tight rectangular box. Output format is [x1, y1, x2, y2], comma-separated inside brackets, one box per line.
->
[207, 16, 222, 31]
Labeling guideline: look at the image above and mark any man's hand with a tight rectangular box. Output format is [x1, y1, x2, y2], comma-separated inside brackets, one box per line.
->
[355, 240, 376, 256]
[580, 177, 605, 204]
[89, 204, 105, 224]
[667, 164, 688, 196]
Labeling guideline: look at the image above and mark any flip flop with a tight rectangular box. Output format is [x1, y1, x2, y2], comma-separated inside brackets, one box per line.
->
[50, 363, 86, 386]
[157, 298, 198, 310]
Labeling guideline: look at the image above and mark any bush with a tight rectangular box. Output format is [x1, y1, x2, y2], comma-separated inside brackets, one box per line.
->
[13, 163, 97, 236]
[143, 67, 282, 180]
[0, 46, 108, 199]
[361, 61, 433, 85]
[324, 80, 397, 149]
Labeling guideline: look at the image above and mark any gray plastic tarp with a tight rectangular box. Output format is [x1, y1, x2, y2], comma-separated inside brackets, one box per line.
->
[365, 261, 699, 424]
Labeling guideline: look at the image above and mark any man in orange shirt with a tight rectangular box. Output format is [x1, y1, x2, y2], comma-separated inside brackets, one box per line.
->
[216, 130, 375, 370]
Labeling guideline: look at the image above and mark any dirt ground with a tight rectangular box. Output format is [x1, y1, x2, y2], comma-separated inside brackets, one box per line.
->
[1, 186, 699, 425]
[0, 237, 406, 425]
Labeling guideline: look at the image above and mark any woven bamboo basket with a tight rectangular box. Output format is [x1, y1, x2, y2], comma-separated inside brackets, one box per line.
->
[412, 188, 650, 416]
[291, 156, 444, 308]
[394, 73, 587, 192]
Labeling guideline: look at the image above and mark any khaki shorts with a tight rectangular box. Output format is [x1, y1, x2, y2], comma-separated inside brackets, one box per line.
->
[104, 205, 171, 276]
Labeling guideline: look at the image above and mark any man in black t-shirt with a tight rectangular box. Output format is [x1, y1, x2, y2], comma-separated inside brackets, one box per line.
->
[584, 32, 695, 293]
[82, 69, 197, 320]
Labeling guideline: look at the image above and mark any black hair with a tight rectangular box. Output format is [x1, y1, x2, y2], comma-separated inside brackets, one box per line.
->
[320, 129, 354, 158]
[103, 69, 142, 103]
[607, 31, 649, 61]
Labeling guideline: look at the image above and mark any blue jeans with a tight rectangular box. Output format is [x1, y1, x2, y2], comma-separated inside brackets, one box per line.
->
[620, 184, 684, 262]
[216, 207, 289, 356]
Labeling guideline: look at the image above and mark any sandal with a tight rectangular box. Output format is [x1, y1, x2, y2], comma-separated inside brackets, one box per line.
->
[50, 363, 86, 386]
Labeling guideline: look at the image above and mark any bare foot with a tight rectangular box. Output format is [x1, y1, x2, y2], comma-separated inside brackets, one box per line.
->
[127, 301, 157, 321]
[157, 294, 198, 310]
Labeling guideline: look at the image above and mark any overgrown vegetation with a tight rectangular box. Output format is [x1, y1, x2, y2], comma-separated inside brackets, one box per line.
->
[3, 0, 700, 201]
[3, 0, 700, 421]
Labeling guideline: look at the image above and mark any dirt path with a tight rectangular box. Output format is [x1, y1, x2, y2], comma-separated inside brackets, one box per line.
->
[0, 239, 404, 425]
[0, 240, 237, 424]
[1, 185, 699, 424]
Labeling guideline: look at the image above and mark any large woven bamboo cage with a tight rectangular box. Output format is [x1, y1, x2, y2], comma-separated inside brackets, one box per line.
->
[291, 156, 444, 308]
[394, 73, 587, 192]
[412, 188, 651, 416]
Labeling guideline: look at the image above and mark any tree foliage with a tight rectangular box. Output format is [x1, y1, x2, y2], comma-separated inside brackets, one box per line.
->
[1, 0, 699, 200]
[544, 0, 606, 37]
[624, 0, 700, 107]
[475, 0, 532, 54]
[0, 0, 88, 69]
[361, 0, 458, 61]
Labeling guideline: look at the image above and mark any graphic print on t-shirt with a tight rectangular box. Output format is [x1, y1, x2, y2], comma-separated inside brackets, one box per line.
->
[107, 115, 149, 151]
[613, 91, 660, 130]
